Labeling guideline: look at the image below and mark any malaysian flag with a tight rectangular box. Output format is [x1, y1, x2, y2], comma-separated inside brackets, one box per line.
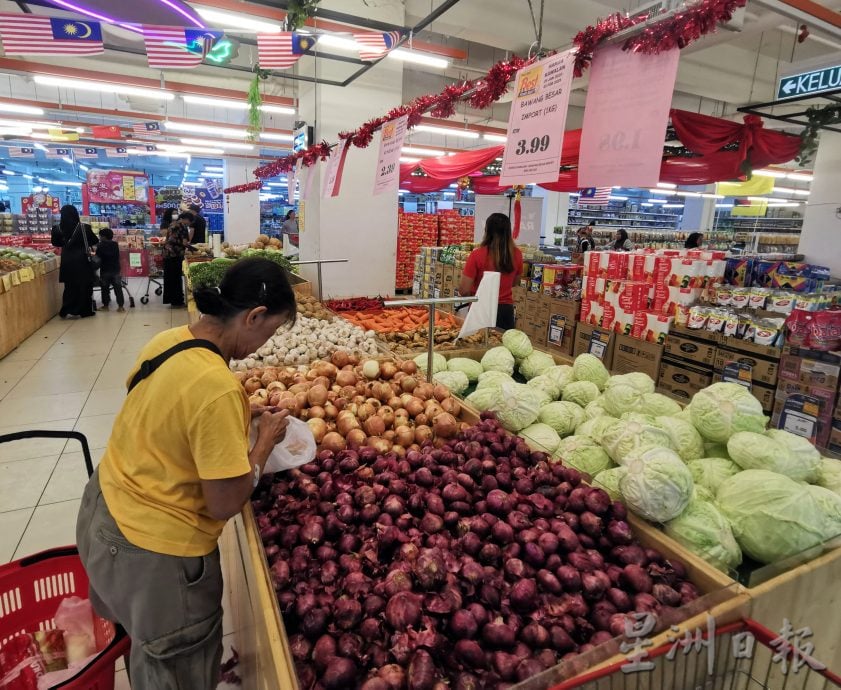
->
[132, 121, 162, 136]
[74, 147, 99, 159]
[7, 146, 34, 157]
[353, 31, 402, 61]
[105, 147, 128, 158]
[256, 32, 317, 69]
[45, 147, 70, 159]
[129, 145, 157, 153]
[579, 187, 611, 205]
[0, 13, 103, 56]
[142, 25, 223, 68]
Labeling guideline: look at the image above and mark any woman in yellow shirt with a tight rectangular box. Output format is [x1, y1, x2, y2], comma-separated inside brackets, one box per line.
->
[76, 257, 296, 689]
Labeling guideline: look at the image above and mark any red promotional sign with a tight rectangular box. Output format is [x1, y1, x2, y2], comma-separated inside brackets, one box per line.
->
[21, 193, 60, 214]
[86, 169, 150, 205]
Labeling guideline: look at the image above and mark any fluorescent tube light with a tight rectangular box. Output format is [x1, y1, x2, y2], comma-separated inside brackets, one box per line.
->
[656, 182, 677, 189]
[662, 203, 684, 208]
[164, 121, 248, 138]
[182, 94, 295, 115]
[193, 6, 281, 33]
[259, 132, 294, 142]
[675, 191, 701, 197]
[180, 138, 253, 151]
[400, 156, 421, 163]
[482, 133, 508, 143]
[608, 195, 628, 201]
[787, 173, 813, 182]
[415, 125, 480, 139]
[388, 49, 448, 69]
[647, 198, 667, 204]
[158, 143, 224, 155]
[649, 189, 676, 196]
[0, 102, 44, 116]
[402, 146, 445, 157]
[700, 193, 724, 199]
[753, 169, 788, 178]
[34, 75, 174, 101]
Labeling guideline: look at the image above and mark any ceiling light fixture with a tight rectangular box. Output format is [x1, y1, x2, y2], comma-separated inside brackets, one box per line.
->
[180, 137, 253, 151]
[0, 102, 44, 116]
[715, 203, 734, 208]
[482, 133, 508, 143]
[647, 198, 668, 204]
[181, 181, 201, 187]
[399, 156, 421, 163]
[22, 173, 33, 179]
[609, 195, 629, 201]
[34, 75, 174, 101]
[192, 6, 276, 32]
[388, 48, 449, 69]
[182, 94, 295, 115]
[402, 146, 446, 157]
[199, 172, 224, 178]
[792, 189, 810, 196]
[649, 189, 676, 196]
[164, 121, 247, 138]
[259, 132, 294, 142]
[752, 168, 788, 178]
[79, 164, 90, 171]
[62, 156, 73, 164]
[415, 125, 480, 139]
[675, 191, 701, 197]
[787, 173, 813, 182]
[656, 182, 677, 189]
[158, 143, 225, 155]
[662, 203, 684, 208]
[700, 193, 725, 199]
[39, 177, 82, 187]
[203, 166, 224, 172]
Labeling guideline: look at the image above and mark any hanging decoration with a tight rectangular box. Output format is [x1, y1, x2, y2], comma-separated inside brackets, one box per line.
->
[511, 185, 526, 239]
[457, 176, 471, 200]
[247, 69, 267, 141]
[284, 0, 321, 31]
[224, 181, 263, 195]
[797, 103, 841, 164]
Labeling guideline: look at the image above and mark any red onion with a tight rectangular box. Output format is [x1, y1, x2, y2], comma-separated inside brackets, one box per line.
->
[414, 549, 446, 589]
[621, 564, 653, 594]
[323, 657, 357, 689]
[510, 579, 538, 612]
[450, 609, 479, 639]
[536, 569, 562, 594]
[653, 583, 681, 607]
[460, 559, 485, 585]
[338, 632, 364, 659]
[520, 622, 549, 648]
[507, 511, 530, 531]
[550, 625, 575, 653]
[312, 635, 336, 669]
[420, 513, 444, 534]
[300, 608, 329, 639]
[537, 532, 559, 555]
[579, 511, 602, 538]
[522, 542, 545, 568]
[385, 591, 422, 630]
[492, 651, 520, 681]
[377, 664, 406, 690]
[606, 587, 633, 612]
[516, 657, 547, 682]
[491, 521, 514, 545]
[613, 544, 647, 566]
[479, 543, 501, 566]
[461, 532, 482, 556]
[467, 602, 489, 628]
[361, 679, 390, 690]
[486, 489, 513, 515]
[454, 639, 486, 669]
[407, 649, 437, 690]
[289, 634, 311, 661]
[333, 597, 362, 630]
[482, 619, 516, 648]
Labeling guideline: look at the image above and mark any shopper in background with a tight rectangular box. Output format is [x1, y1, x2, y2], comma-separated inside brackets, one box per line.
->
[685, 232, 704, 249]
[576, 223, 595, 252]
[51, 204, 99, 319]
[76, 258, 296, 690]
[159, 208, 175, 236]
[459, 212, 523, 330]
[189, 204, 207, 244]
[613, 228, 633, 251]
[95, 228, 125, 312]
[282, 209, 299, 235]
[162, 217, 191, 308]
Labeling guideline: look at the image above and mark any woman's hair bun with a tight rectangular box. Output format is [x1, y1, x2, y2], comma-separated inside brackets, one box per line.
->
[193, 287, 224, 316]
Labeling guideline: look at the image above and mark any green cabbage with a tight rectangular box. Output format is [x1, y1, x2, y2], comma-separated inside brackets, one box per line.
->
[555, 436, 614, 477]
[413, 352, 447, 375]
[502, 329, 533, 360]
[562, 380, 601, 407]
[687, 457, 741, 495]
[619, 447, 694, 522]
[593, 466, 628, 499]
[717, 469, 829, 564]
[665, 499, 742, 571]
[539, 401, 585, 437]
[446, 357, 484, 382]
[485, 380, 541, 432]
[764, 430, 821, 482]
[815, 457, 841, 495]
[584, 398, 609, 420]
[519, 423, 561, 454]
[572, 353, 610, 390]
[703, 442, 732, 461]
[601, 419, 674, 465]
[620, 412, 660, 425]
[519, 350, 555, 380]
[465, 387, 500, 412]
[432, 370, 469, 396]
[806, 485, 841, 540]
[605, 372, 655, 394]
[656, 416, 705, 462]
[602, 383, 644, 417]
[727, 431, 819, 482]
[543, 365, 574, 393]
[575, 415, 619, 444]
[476, 370, 513, 390]
[689, 382, 767, 442]
[527, 374, 561, 401]
[693, 485, 716, 503]
[480, 346, 515, 375]
[642, 393, 683, 417]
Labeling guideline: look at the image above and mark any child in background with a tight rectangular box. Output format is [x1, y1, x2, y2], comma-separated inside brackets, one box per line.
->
[96, 228, 125, 312]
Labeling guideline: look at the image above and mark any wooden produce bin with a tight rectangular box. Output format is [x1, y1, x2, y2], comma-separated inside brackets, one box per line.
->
[288, 272, 312, 297]
[0, 263, 61, 359]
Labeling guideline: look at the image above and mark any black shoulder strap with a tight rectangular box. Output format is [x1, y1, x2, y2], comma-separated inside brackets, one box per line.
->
[127, 339, 223, 394]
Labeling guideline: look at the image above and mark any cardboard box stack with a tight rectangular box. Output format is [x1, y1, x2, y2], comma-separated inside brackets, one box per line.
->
[659, 325, 717, 402]
[398, 212, 438, 290]
[438, 211, 474, 245]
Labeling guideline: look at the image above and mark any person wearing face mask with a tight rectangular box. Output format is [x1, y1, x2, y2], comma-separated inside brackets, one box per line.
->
[76, 258, 296, 690]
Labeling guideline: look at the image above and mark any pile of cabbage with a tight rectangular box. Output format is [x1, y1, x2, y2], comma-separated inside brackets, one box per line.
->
[448, 332, 841, 572]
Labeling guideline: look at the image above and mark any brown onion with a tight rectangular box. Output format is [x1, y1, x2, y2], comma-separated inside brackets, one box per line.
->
[414, 425, 433, 444]
[307, 418, 328, 443]
[337, 413, 361, 436]
[380, 361, 398, 380]
[401, 360, 417, 375]
[307, 384, 329, 406]
[433, 413, 458, 439]
[331, 350, 350, 368]
[244, 377, 262, 394]
[322, 432, 346, 453]
[415, 383, 434, 400]
[433, 384, 450, 402]
[336, 370, 357, 387]
[394, 425, 414, 448]
[401, 376, 417, 393]
[346, 428, 367, 449]
[364, 416, 386, 437]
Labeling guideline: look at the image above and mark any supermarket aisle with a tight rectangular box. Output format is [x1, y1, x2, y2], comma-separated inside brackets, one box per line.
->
[0, 279, 238, 689]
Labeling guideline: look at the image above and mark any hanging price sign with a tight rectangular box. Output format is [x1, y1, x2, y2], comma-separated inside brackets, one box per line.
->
[500, 51, 575, 186]
[579, 44, 679, 188]
[322, 140, 351, 199]
[373, 114, 408, 195]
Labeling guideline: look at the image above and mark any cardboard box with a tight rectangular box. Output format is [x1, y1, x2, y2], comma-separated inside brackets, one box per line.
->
[828, 420, 841, 454]
[612, 334, 664, 380]
[718, 335, 782, 362]
[714, 348, 779, 387]
[664, 333, 717, 367]
[712, 374, 775, 413]
[774, 379, 837, 410]
[668, 323, 719, 344]
[772, 394, 834, 450]
[545, 315, 574, 356]
[573, 322, 615, 369]
[658, 357, 713, 401]
[779, 350, 841, 390]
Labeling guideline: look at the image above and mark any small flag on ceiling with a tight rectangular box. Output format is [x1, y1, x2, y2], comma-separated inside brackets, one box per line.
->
[8, 146, 34, 157]
[353, 31, 402, 61]
[579, 187, 611, 205]
[0, 14, 104, 56]
[47, 128, 79, 142]
[45, 147, 71, 159]
[142, 25, 223, 69]
[129, 145, 157, 153]
[132, 121, 162, 136]
[105, 147, 128, 158]
[256, 32, 318, 69]
[74, 147, 99, 159]
[91, 124, 121, 139]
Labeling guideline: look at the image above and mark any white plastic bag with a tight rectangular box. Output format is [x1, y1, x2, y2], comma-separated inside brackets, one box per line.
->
[249, 416, 316, 473]
[458, 271, 500, 339]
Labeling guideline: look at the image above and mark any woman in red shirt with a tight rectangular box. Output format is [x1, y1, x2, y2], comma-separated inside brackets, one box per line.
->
[459, 213, 523, 330]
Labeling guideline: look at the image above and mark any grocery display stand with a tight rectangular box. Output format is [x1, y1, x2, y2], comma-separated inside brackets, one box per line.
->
[288, 258, 348, 301]
[0, 256, 61, 359]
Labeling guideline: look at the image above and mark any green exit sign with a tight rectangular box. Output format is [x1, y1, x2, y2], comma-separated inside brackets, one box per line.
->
[777, 65, 841, 99]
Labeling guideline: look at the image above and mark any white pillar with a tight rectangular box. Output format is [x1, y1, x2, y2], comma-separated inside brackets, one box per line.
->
[530, 187, 570, 245]
[223, 157, 260, 246]
[798, 131, 841, 274]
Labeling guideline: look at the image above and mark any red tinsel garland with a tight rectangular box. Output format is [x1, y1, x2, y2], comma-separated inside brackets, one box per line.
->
[230, 0, 748, 194]
[223, 181, 263, 194]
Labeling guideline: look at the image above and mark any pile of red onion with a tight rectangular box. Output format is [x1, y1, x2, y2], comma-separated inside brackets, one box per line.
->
[252, 412, 701, 690]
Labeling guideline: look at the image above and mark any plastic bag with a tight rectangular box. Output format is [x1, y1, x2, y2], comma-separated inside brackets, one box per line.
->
[457, 271, 500, 340]
[249, 416, 316, 473]
[53, 598, 94, 665]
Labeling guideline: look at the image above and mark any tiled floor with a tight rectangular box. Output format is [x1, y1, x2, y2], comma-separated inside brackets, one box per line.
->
[0, 279, 240, 689]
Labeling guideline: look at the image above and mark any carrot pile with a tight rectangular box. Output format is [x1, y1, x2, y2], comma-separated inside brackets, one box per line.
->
[341, 307, 460, 334]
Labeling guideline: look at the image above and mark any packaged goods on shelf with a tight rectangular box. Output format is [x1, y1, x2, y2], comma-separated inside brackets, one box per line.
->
[396, 212, 438, 290]
[725, 257, 830, 291]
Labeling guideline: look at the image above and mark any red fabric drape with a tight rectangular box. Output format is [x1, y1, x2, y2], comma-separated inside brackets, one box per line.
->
[400, 176, 456, 193]
[417, 145, 503, 179]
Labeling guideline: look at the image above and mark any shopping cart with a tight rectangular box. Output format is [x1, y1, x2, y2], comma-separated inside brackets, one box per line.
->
[526, 619, 841, 690]
[140, 240, 164, 305]
[0, 430, 130, 690]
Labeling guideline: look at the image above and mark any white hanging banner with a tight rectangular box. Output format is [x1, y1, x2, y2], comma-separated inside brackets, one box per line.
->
[373, 114, 408, 195]
[301, 162, 317, 200]
[322, 139, 351, 199]
[578, 44, 679, 187]
[287, 160, 299, 202]
[499, 50, 576, 187]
